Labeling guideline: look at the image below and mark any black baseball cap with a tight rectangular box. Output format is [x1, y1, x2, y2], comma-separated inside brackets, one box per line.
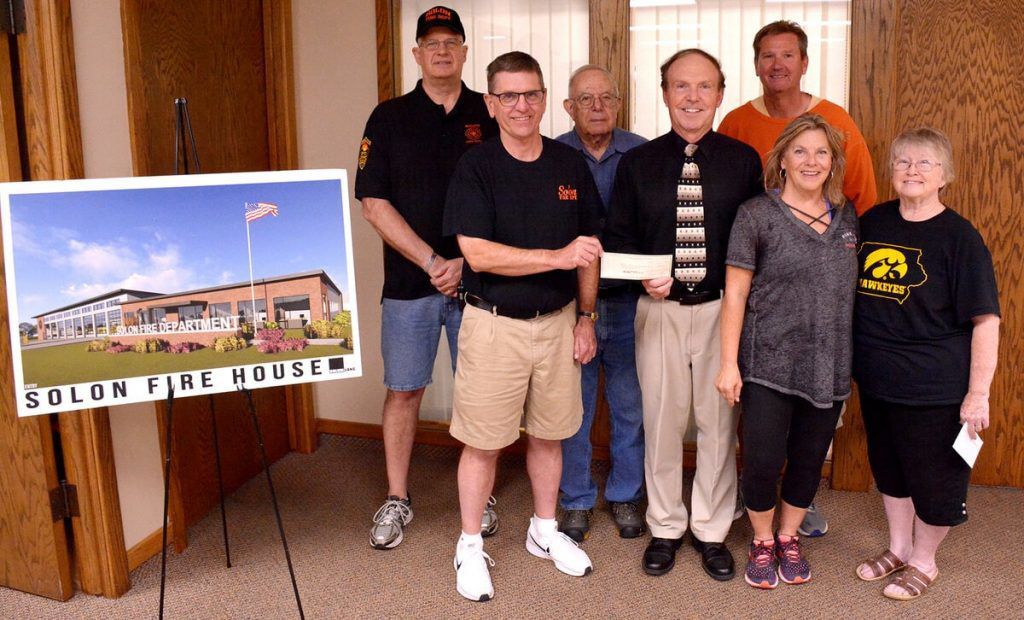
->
[416, 6, 466, 40]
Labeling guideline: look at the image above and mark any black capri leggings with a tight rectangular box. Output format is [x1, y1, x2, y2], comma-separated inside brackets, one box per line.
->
[861, 395, 970, 527]
[741, 382, 843, 512]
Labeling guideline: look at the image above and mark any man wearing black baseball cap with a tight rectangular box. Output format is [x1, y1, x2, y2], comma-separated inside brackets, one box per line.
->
[355, 6, 498, 551]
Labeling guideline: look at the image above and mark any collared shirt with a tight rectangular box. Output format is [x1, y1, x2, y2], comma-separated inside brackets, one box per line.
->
[555, 127, 648, 208]
[604, 130, 763, 296]
[355, 80, 498, 300]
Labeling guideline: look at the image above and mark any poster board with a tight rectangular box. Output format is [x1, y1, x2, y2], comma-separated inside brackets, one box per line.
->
[1, 170, 361, 416]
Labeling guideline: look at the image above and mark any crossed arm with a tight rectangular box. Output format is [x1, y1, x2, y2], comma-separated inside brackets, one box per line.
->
[457, 234, 602, 364]
[361, 196, 462, 297]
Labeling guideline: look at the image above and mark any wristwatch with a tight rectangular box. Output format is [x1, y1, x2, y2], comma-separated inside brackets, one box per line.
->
[577, 310, 598, 322]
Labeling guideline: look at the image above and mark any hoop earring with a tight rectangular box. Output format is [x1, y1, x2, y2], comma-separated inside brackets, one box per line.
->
[780, 169, 787, 180]
[829, 170, 834, 179]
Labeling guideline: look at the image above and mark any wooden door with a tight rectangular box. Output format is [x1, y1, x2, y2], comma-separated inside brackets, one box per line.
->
[834, 0, 1024, 490]
[120, 0, 310, 550]
[0, 28, 74, 602]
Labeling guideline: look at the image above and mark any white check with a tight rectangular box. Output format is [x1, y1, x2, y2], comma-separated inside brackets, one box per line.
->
[600, 253, 673, 280]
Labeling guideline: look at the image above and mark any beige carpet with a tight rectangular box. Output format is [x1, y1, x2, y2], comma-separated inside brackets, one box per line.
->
[3, 435, 1022, 619]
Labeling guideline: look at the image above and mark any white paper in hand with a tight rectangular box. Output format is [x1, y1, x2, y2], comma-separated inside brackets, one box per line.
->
[952, 422, 983, 468]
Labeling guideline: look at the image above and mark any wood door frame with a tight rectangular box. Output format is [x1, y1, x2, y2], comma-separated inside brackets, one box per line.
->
[0, 27, 74, 591]
[20, 0, 130, 598]
[1, 0, 122, 601]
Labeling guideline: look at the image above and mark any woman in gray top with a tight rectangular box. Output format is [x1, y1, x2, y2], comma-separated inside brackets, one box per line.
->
[716, 114, 858, 589]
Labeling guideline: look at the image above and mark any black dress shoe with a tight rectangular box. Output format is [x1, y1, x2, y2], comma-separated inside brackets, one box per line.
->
[691, 537, 735, 581]
[642, 537, 683, 576]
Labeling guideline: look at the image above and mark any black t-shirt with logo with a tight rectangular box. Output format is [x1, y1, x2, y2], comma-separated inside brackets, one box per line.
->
[853, 200, 1000, 405]
[355, 80, 498, 300]
[443, 137, 602, 315]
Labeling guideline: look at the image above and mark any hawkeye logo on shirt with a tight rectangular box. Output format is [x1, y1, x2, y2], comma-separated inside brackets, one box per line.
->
[857, 242, 928, 304]
[558, 185, 578, 201]
[358, 137, 371, 170]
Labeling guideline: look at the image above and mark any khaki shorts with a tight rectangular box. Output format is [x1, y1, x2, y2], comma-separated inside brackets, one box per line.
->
[450, 302, 582, 450]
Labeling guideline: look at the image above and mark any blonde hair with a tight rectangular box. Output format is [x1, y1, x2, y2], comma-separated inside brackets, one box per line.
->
[890, 126, 955, 186]
[764, 114, 847, 207]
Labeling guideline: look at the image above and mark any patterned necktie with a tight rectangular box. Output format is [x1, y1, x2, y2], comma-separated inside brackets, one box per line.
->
[674, 143, 706, 291]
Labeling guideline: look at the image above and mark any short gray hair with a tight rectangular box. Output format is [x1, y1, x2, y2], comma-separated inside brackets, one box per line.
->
[891, 126, 956, 186]
[567, 64, 618, 97]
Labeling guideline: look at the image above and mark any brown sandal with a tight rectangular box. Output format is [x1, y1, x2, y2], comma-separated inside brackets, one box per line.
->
[883, 565, 937, 600]
[856, 550, 905, 582]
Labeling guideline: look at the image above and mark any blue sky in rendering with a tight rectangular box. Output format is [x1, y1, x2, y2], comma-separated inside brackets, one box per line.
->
[9, 178, 350, 320]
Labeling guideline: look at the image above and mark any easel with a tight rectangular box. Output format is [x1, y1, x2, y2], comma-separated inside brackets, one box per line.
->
[158, 98, 304, 619]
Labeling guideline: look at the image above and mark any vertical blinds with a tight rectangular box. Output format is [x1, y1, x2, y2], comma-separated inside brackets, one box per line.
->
[630, 0, 851, 139]
[401, 0, 590, 139]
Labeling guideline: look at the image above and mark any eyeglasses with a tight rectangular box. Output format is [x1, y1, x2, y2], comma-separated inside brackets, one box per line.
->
[571, 93, 620, 109]
[419, 38, 462, 52]
[893, 159, 942, 172]
[489, 89, 546, 107]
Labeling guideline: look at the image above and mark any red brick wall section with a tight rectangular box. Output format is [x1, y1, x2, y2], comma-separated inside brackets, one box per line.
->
[120, 275, 328, 322]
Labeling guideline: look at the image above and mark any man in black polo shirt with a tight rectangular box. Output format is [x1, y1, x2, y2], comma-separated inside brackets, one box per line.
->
[443, 51, 601, 602]
[605, 49, 762, 581]
[355, 5, 498, 551]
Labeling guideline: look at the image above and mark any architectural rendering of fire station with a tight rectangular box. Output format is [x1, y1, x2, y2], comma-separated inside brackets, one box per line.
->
[33, 270, 343, 346]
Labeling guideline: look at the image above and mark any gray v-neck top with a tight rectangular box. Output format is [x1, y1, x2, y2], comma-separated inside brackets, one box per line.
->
[726, 191, 859, 408]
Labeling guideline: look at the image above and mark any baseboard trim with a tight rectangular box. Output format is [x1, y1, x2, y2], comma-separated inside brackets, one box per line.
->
[315, 419, 831, 477]
[126, 527, 164, 571]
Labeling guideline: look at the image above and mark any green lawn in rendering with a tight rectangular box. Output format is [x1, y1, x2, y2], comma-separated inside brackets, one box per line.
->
[21, 341, 355, 388]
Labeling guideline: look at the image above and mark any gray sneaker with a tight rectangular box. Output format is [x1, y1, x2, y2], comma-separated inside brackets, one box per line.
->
[610, 501, 645, 538]
[558, 509, 591, 543]
[797, 502, 828, 537]
[370, 496, 413, 549]
[481, 495, 499, 537]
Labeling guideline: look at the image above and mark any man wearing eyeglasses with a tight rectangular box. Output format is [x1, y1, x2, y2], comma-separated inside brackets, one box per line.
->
[444, 51, 602, 602]
[554, 65, 648, 545]
[355, 5, 498, 551]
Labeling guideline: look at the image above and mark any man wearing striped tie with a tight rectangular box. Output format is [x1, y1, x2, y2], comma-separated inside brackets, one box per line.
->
[604, 49, 762, 581]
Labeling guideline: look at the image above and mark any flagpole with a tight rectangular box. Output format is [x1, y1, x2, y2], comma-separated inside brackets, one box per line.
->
[246, 215, 258, 331]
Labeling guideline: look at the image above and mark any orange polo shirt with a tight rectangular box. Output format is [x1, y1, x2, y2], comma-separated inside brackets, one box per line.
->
[718, 97, 878, 215]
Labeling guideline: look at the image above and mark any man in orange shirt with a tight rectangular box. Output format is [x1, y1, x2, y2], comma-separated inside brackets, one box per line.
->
[718, 20, 877, 216]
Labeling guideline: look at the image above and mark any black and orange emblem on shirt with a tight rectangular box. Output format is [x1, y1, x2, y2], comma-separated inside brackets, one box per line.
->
[464, 124, 483, 144]
[857, 242, 928, 304]
[358, 137, 371, 170]
[558, 185, 578, 201]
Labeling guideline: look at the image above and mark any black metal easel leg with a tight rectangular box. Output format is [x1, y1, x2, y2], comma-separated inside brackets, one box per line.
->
[158, 387, 175, 620]
[242, 388, 305, 620]
[209, 395, 231, 568]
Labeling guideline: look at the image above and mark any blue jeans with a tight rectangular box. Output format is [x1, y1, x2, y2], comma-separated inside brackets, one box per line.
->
[559, 292, 645, 509]
[380, 295, 461, 391]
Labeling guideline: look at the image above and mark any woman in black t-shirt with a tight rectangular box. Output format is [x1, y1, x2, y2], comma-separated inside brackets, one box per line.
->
[717, 114, 858, 590]
[853, 127, 1000, 601]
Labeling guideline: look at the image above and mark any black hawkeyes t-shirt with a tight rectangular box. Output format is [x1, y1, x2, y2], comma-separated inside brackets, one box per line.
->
[443, 137, 602, 315]
[852, 201, 1000, 405]
[355, 80, 498, 300]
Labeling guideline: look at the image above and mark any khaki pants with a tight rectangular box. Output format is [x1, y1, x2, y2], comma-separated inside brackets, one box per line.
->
[635, 295, 737, 542]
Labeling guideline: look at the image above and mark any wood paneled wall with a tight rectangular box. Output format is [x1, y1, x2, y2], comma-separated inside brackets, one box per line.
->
[835, 0, 1024, 489]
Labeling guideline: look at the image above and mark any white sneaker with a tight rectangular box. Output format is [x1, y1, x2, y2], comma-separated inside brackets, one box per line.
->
[526, 529, 593, 577]
[454, 540, 495, 602]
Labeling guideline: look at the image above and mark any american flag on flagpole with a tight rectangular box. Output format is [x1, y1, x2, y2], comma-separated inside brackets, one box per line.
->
[245, 201, 279, 223]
